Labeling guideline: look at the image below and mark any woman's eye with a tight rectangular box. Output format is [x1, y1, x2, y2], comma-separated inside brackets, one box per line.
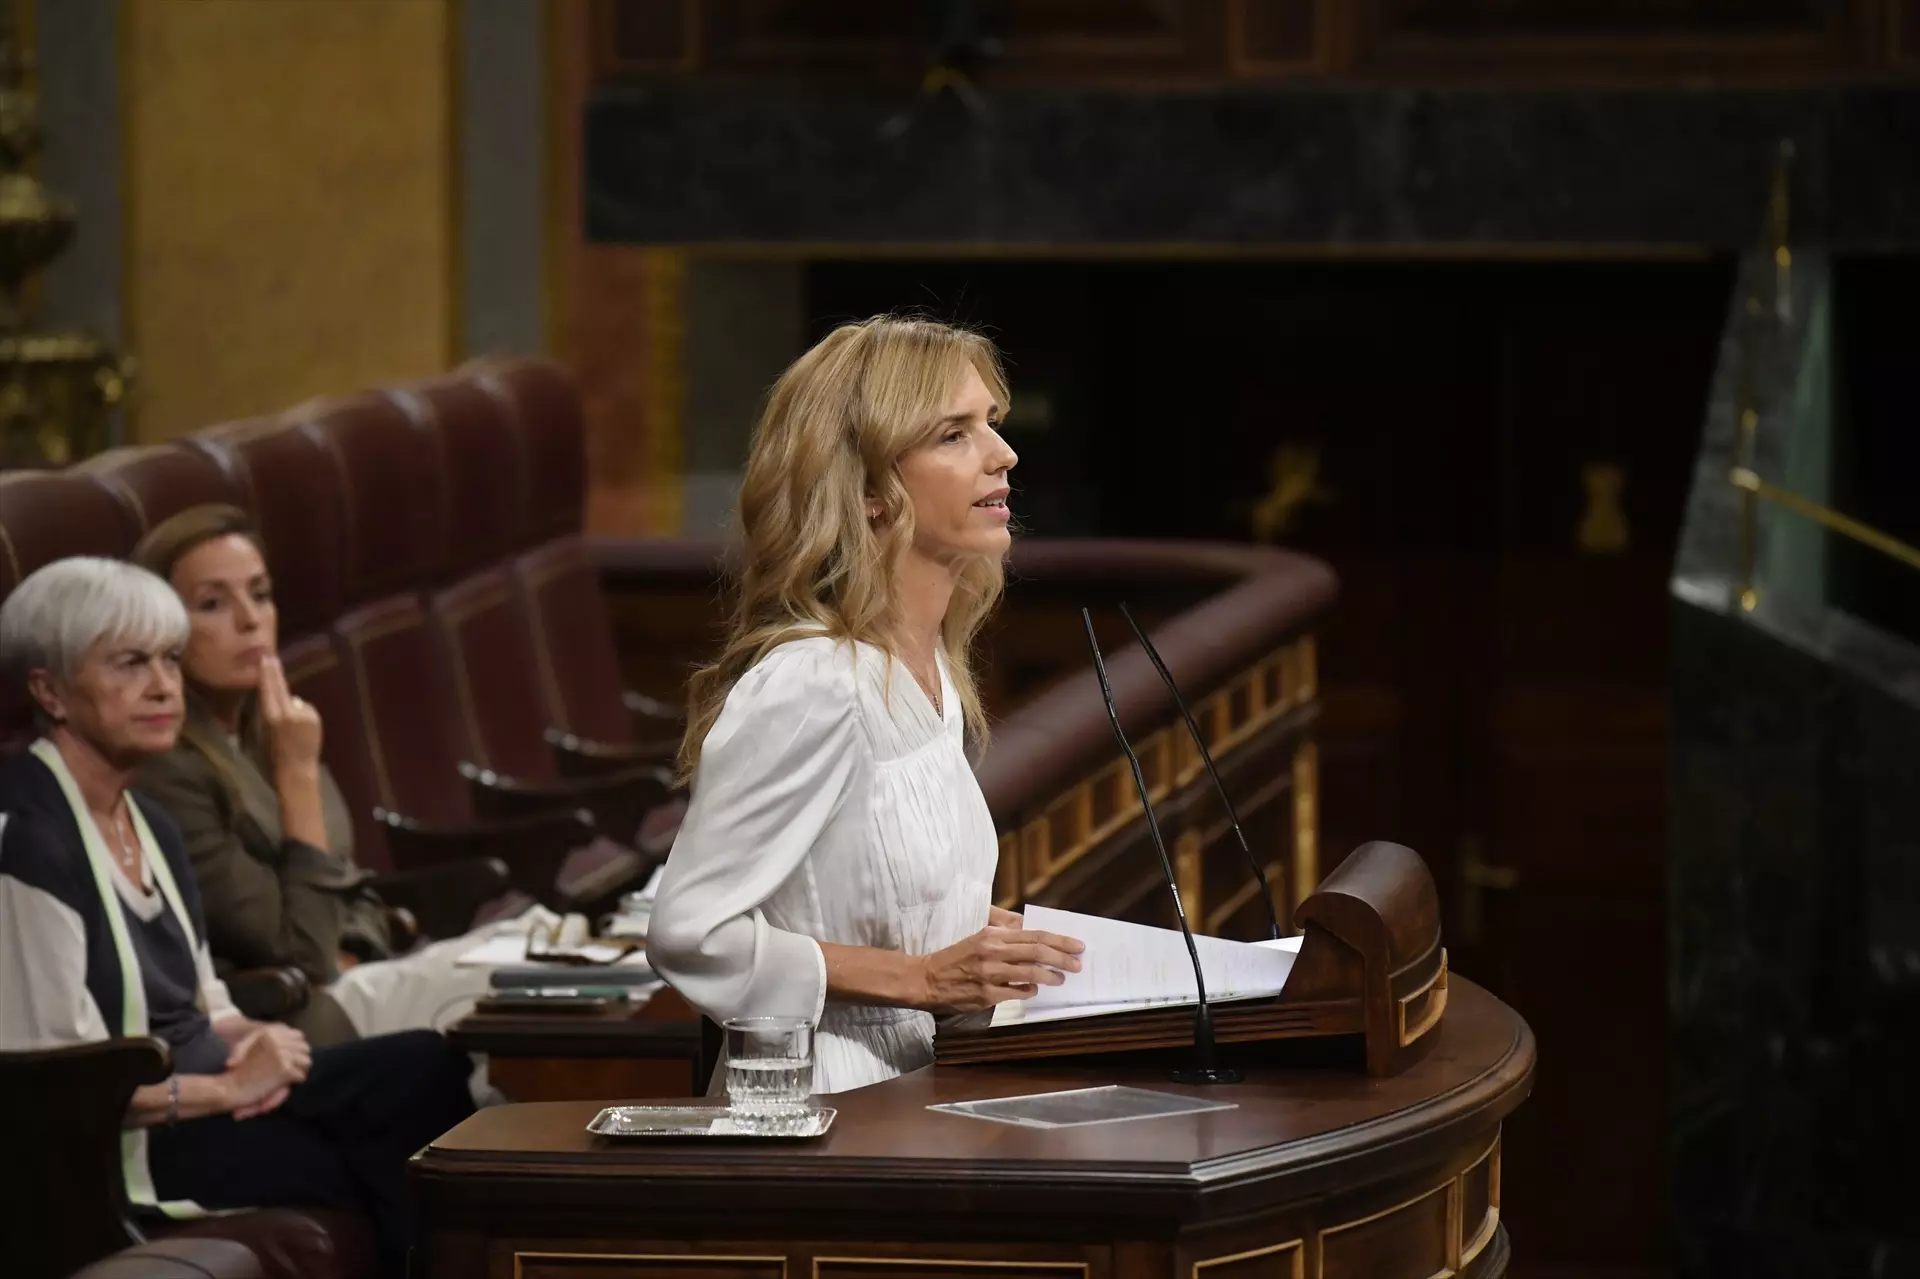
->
[196, 598, 222, 612]
[943, 429, 966, 444]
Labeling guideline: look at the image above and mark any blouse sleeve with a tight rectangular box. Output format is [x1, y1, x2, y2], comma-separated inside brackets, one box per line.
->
[0, 814, 111, 1051]
[646, 645, 864, 1027]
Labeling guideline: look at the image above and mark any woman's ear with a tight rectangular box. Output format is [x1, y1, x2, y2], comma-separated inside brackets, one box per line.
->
[26, 669, 67, 725]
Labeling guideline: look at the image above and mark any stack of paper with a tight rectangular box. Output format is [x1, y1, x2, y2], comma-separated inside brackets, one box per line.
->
[992, 905, 1302, 1027]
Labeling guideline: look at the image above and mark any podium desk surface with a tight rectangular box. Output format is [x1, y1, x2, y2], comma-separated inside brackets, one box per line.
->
[417, 978, 1531, 1236]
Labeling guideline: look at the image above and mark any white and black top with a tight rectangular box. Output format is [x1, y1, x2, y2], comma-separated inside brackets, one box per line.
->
[0, 739, 240, 1214]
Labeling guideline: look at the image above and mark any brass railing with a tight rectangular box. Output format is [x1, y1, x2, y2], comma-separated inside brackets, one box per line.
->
[1729, 141, 1920, 613]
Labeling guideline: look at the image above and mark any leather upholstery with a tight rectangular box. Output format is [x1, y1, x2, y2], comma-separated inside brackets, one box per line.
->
[186, 418, 348, 643]
[303, 393, 450, 602]
[0, 471, 130, 597]
[390, 377, 534, 574]
[333, 594, 473, 827]
[163, 1209, 376, 1279]
[473, 358, 584, 542]
[65, 1236, 264, 1279]
[0, 473, 132, 743]
[475, 358, 640, 744]
[66, 1208, 377, 1279]
[75, 444, 248, 544]
[511, 535, 636, 744]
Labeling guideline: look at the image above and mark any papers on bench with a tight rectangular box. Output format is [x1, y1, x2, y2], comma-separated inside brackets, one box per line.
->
[990, 905, 1302, 1028]
[454, 933, 650, 968]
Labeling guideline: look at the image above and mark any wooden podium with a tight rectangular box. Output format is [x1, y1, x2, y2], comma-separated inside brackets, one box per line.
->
[411, 975, 1533, 1279]
[937, 841, 1448, 1077]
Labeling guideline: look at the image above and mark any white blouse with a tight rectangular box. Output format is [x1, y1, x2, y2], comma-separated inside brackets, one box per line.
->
[647, 635, 998, 1094]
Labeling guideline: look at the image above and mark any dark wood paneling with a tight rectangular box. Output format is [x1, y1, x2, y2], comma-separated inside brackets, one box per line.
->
[1349, 0, 1897, 77]
[520, 1257, 786, 1279]
[593, 0, 1909, 83]
[1231, 0, 1328, 72]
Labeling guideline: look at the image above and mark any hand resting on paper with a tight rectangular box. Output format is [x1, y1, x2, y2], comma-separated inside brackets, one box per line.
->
[912, 919, 1085, 1014]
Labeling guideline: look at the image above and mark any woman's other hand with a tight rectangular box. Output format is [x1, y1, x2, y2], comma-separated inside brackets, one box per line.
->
[914, 923, 1085, 1013]
[223, 1024, 311, 1118]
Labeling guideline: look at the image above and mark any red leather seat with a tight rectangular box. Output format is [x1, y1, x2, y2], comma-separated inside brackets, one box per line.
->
[299, 391, 646, 910]
[474, 358, 680, 749]
[74, 443, 250, 545]
[0, 472, 135, 746]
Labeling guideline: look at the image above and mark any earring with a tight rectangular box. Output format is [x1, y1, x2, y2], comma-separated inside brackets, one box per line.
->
[866, 504, 882, 521]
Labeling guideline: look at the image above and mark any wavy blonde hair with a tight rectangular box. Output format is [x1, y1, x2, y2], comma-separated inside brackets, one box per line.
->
[679, 314, 1011, 781]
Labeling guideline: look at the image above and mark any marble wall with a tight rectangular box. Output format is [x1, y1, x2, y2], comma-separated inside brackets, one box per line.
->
[1670, 250, 1920, 1276]
[585, 85, 1920, 249]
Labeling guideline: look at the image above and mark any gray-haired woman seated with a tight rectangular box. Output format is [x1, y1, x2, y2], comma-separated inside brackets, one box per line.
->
[0, 557, 473, 1279]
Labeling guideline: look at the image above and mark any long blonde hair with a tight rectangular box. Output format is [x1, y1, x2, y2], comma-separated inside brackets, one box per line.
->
[679, 315, 1011, 780]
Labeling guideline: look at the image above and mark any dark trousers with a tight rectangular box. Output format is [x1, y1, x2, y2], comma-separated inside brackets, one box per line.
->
[147, 1029, 475, 1278]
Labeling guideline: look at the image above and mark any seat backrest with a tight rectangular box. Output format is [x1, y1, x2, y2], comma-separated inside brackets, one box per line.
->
[398, 373, 560, 783]
[0, 472, 139, 745]
[183, 417, 401, 860]
[308, 393, 476, 827]
[73, 443, 251, 545]
[474, 359, 635, 745]
[0, 1037, 165, 1279]
[184, 416, 348, 645]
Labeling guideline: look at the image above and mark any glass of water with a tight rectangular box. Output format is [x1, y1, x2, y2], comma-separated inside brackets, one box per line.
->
[723, 1016, 813, 1119]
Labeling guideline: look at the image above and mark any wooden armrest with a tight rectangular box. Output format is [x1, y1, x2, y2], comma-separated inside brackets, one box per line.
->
[544, 727, 678, 780]
[369, 858, 513, 941]
[459, 760, 677, 852]
[373, 807, 594, 911]
[0, 1038, 169, 1279]
[622, 688, 684, 730]
[223, 966, 312, 1022]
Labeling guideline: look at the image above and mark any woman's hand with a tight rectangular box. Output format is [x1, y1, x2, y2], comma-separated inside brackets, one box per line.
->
[988, 906, 1023, 929]
[913, 923, 1085, 1014]
[260, 654, 333, 851]
[223, 1024, 311, 1119]
[259, 655, 323, 772]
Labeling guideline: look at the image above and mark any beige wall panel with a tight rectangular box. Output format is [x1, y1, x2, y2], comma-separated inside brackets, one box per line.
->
[125, 0, 454, 441]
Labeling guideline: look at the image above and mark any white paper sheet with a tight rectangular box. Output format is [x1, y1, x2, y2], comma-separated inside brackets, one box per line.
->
[992, 906, 1300, 1026]
[453, 935, 648, 968]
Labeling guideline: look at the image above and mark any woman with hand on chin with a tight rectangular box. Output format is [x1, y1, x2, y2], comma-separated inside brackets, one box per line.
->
[132, 505, 518, 1044]
[0, 557, 473, 1278]
[648, 315, 1085, 1094]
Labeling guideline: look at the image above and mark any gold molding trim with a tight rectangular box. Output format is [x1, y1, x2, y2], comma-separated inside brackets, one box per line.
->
[1458, 1136, 1502, 1268]
[665, 241, 1717, 264]
[1290, 738, 1318, 915]
[1192, 1237, 1305, 1279]
[812, 1259, 1090, 1279]
[1396, 948, 1449, 1047]
[994, 637, 1316, 911]
[1174, 827, 1205, 928]
[514, 1251, 789, 1279]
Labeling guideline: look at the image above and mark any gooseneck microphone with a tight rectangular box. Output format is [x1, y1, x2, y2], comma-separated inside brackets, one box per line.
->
[1082, 608, 1242, 1085]
[1118, 602, 1283, 942]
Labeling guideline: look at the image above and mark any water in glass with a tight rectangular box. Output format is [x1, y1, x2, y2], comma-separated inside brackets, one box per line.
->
[724, 1016, 813, 1118]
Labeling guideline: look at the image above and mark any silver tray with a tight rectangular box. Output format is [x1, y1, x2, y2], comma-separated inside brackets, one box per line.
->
[586, 1104, 837, 1140]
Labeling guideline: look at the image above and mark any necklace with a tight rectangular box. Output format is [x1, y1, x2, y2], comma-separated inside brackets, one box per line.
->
[103, 801, 141, 880]
[907, 657, 943, 718]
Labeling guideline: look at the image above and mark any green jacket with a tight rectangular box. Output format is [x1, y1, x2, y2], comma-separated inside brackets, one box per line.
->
[136, 700, 388, 1047]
